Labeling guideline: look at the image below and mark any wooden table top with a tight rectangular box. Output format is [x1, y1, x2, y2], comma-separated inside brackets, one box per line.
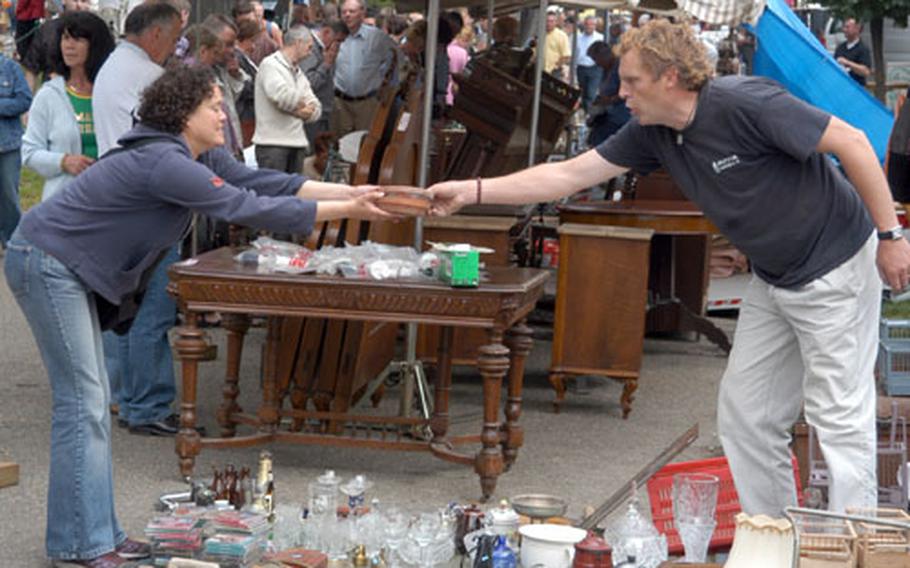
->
[559, 199, 720, 235]
[168, 247, 549, 329]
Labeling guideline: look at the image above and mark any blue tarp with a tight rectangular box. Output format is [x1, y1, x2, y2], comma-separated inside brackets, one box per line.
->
[751, 0, 893, 162]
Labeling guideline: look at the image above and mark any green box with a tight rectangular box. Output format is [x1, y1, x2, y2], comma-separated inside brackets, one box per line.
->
[438, 249, 480, 287]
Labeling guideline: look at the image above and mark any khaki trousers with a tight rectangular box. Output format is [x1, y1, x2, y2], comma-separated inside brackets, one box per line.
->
[717, 233, 880, 515]
[331, 96, 380, 138]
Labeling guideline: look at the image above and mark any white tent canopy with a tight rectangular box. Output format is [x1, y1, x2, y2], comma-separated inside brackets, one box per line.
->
[394, 0, 763, 25]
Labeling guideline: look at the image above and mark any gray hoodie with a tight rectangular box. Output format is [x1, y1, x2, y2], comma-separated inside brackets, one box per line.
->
[19, 125, 316, 304]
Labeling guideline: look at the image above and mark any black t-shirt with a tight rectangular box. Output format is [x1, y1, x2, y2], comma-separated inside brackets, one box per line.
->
[833, 40, 872, 86]
[596, 75, 873, 289]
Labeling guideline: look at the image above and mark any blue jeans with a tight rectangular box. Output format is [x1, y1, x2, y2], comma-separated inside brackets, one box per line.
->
[103, 245, 179, 425]
[576, 65, 603, 113]
[0, 148, 22, 247]
[4, 232, 126, 560]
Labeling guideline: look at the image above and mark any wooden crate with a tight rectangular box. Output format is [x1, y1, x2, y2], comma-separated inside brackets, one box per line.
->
[798, 520, 857, 568]
[849, 508, 910, 568]
[0, 462, 19, 488]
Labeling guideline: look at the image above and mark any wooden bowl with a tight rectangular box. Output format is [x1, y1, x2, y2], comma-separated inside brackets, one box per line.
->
[376, 186, 432, 216]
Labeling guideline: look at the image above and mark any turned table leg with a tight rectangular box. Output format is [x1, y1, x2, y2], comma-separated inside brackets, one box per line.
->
[217, 313, 250, 438]
[174, 313, 209, 479]
[258, 316, 283, 431]
[430, 326, 454, 445]
[476, 331, 510, 501]
[503, 321, 533, 470]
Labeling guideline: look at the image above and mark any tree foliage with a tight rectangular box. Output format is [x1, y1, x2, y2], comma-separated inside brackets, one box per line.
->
[821, 0, 909, 27]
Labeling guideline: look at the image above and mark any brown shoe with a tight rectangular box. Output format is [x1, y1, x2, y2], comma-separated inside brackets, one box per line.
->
[109, 403, 119, 416]
[55, 551, 128, 567]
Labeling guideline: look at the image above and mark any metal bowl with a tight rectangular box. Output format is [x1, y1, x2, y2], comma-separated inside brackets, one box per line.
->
[511, 494, 568, 520]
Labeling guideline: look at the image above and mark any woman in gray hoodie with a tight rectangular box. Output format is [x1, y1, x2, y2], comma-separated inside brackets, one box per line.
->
[6, 65, 395, 567]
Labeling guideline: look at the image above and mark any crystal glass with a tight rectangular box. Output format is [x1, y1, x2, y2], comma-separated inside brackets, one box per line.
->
[271, 504, 302, 550]
[325, 516, 353, 561]
[672, 473, 719, 562]
[606, 499, 668, 568]
[382, 507, 409, 568]
[309, 470, 342, 518]
[411, 512, 441, 567]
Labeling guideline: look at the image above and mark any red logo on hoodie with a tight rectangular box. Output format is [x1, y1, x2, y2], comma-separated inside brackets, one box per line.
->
[210, 176, 224, 188]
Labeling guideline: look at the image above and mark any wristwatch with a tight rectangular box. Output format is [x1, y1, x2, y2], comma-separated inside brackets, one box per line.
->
[877, 225, 905, 241]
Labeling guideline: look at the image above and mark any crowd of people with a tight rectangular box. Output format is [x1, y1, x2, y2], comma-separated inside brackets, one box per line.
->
[0, 1, 896, 566]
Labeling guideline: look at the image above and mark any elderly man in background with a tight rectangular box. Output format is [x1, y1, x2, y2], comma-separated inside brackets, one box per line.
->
[254, 26, 322, 173]
[94, 3, 181, 154]
[92, 2, 185, 437]
[301, 19, 348, 149]
[333, 0, 397, 136]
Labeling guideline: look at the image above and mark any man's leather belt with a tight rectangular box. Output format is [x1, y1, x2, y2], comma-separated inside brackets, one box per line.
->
[334, 88, 377, 102]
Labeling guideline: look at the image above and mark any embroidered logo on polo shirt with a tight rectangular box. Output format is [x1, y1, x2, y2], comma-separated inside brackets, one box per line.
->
[210, 176, 224, 188]
[712, 154, 741, 174]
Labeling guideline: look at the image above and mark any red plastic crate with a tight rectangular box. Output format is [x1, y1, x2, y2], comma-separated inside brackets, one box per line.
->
[646, 455, 802, 554]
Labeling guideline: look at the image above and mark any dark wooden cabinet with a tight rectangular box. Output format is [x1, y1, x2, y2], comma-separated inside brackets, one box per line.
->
[549, 224, 654, 418]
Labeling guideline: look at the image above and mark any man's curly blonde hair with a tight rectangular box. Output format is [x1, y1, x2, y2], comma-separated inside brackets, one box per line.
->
[618, 20, 714, 91]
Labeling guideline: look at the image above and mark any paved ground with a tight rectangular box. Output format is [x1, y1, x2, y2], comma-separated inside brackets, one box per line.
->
[0, 266, 734, 566]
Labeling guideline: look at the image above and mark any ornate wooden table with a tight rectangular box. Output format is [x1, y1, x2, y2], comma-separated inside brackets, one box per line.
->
[167, 247, 548, 499]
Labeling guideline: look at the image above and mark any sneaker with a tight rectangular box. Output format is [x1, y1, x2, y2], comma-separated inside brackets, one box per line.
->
[55, 551, 128, 568]
[115, 538, 150, 560]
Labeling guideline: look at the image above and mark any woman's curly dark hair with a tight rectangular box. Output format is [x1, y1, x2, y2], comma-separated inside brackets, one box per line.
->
[137, 66, 217, 134]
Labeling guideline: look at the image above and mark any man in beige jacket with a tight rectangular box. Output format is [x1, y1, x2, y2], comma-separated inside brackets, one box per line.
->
[253, 25, 321, 173]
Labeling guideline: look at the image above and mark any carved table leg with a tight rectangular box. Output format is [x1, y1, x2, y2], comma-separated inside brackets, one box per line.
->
[502, 321, 533, 470]
[258, 316, 283, 432]
[621, 378, 638, 419]
[548, 373, 567, 414]
[475, 331, 510, 501]
[431, 326, 454, 446]
[174, 313, 209, 479]
[218, 313, 250, 438]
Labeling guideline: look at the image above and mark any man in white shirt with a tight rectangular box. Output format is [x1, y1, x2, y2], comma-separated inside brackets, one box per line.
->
[575, 15, 603, 112]
[254, 25, 321, 173]
[92, 2, 185, 437]
[93, 2, 181, 154]
[332, 0, 396, 136]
